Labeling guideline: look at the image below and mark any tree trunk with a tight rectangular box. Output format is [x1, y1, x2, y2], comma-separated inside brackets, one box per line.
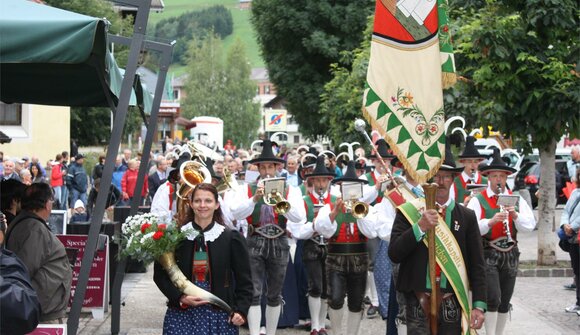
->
[537, 138, 558, 265]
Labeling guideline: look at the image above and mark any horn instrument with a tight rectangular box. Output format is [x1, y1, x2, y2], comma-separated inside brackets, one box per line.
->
[344, 199, 369, 219]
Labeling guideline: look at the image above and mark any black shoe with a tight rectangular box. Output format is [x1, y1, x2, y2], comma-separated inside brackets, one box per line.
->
[367, 305, 378, 318]
[564, 283, 577, 290]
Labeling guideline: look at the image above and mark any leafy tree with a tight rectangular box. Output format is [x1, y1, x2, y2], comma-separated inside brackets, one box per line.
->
[319, 17, 372, 148]
[182, 36, 260, 148]
[252, 0, 374, 138]
[449, 0, 579, 264]
[154, 6, 233, 65]
[44, 0, 143, 146]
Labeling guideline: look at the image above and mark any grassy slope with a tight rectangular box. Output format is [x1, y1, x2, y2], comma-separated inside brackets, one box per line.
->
[148, 0, 263, 76]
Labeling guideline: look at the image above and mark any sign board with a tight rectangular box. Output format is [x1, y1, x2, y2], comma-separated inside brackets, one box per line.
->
[265, 109, 287, 132]
[56, 234, 109, 318]
[48, 210, 68, 235]
[27, 324, 66, 335]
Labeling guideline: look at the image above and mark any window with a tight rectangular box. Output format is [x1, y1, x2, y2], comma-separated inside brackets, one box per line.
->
[264, 85, 271, 94]
[0, 102, 22, 125]
[294, 135, 300, 144]
[172, 89, 179, 101]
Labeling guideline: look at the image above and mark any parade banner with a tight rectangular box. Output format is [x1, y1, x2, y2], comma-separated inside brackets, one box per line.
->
[362, 0, 455, 183]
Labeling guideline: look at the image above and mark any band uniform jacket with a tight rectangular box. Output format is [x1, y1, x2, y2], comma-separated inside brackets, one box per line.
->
[388, 203, 486, 305]
[153, 226, 253, 319]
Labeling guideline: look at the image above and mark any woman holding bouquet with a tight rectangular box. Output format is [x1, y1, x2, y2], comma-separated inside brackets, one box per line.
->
[154, 183, 253, 334]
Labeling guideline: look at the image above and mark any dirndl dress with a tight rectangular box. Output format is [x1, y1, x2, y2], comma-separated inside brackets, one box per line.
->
[162, 280, 237, 335]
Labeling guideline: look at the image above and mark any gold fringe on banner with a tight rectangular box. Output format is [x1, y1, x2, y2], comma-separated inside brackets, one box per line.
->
[442, 72, 457, 90]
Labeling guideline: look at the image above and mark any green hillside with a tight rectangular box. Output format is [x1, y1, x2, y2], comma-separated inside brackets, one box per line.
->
[148, 0, 264, 74]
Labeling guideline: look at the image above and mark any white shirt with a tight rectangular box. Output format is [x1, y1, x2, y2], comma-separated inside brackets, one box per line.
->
[221, 188, 249, 237]
[371, 199, 397, 240]
[466, 185, 536, 236]
[314, 202, 378, 239]
[229, 182, 306, 224]
[150, 181, 176, 222]
[287, 190, 328, 240]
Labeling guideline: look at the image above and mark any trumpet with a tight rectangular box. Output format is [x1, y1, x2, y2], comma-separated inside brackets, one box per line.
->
[497, 183, 515, 246]
[344, 199, 369, 219]
[262, 177, 291, 215]
[265, 191, 291, 215]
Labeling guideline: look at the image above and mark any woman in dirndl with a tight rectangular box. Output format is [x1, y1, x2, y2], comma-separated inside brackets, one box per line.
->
[154, 183, 253, 334]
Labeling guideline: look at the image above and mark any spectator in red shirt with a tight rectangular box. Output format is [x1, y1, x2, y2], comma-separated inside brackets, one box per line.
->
[121, 159, 148, 205]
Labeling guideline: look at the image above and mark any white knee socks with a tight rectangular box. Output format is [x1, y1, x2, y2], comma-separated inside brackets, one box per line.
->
[247, 305, 261, 335]
[308, 296, 321, 331]
[265, 304, 281, 335]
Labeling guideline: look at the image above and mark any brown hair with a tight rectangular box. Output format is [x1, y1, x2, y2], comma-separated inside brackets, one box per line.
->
[181, 183, 224, 226]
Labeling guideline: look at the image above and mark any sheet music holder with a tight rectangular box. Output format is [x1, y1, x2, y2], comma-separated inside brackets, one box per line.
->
[497, 195, 519, 207]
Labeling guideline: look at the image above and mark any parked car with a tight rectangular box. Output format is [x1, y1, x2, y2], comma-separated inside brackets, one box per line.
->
[513, 160, 570, 208]
[502, 148, 572, 190]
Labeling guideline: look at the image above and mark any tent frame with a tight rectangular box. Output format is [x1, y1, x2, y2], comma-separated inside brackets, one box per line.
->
[67, 1, 174, 334]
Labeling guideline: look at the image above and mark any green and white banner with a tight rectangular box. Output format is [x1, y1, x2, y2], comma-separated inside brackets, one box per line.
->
[363, 0, 456, 183]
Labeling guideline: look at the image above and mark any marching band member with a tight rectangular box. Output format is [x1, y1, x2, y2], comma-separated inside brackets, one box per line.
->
[314, 160, 377, 335]
[287, 155, 336, 335]
[360, 139, 395, 319]
[229, 140, 306, 335]
[467, 148, 536, 335]
[390, 145, 487, 334]
[451, 136, 488, 204]
[151, 154, 189, 221]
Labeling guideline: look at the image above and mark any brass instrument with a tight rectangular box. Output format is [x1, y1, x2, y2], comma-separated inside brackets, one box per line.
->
[263, 177, 291, 215]
[216, 166, 238, 194]
[470, 169, 476, 184]
[344, 199, 369, 219]
[175, 161, 212, 224]
[176, 161, 212, 200]
[496, 183, 515, 246]
[340, 181, 369, 219]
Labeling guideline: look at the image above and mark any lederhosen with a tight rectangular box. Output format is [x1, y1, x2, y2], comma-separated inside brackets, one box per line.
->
[326, 211, 368, 312]
[246, 183, 289, 306]
[453, 173, 487, 202]
[302, 192, 334, 299]
[475, 189, 519, 313]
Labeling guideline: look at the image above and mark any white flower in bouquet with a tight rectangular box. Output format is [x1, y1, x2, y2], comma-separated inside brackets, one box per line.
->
[120, 213, 186, 265]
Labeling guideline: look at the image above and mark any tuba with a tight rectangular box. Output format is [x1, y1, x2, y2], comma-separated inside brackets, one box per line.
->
[176, 161, 212, 224]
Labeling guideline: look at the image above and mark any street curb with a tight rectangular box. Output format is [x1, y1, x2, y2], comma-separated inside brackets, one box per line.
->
[517, 267, 574, 277]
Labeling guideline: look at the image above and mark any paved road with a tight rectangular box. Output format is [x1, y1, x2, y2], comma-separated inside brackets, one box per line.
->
[78, 261, 580, 335]
[77, 206, 580, 334]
